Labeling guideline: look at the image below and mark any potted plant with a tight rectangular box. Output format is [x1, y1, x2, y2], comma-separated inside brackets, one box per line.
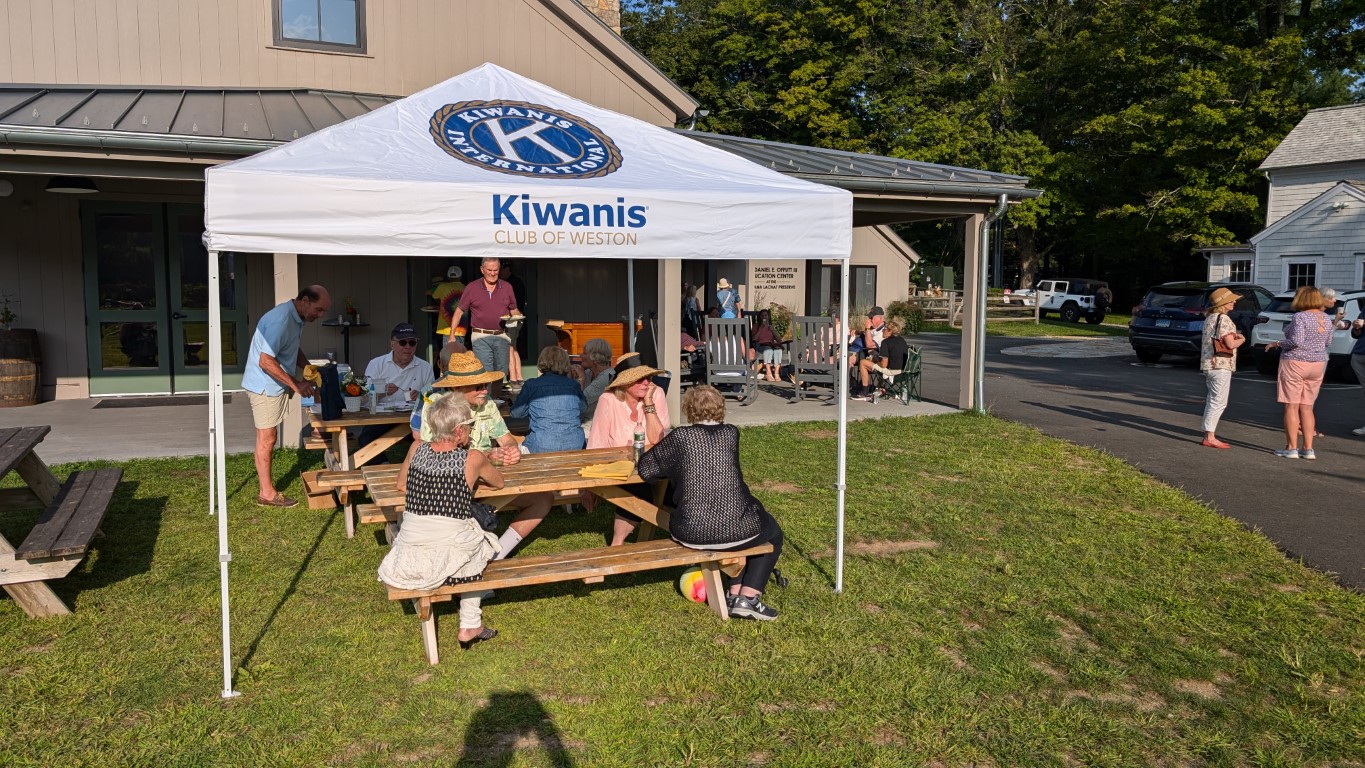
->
[340, 370, 368, 412]
[0, 295, 16, 331]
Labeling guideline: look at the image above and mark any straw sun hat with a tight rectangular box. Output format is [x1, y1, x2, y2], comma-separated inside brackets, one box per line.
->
[716, 278, 732, 290]
[606, 352, 664, 390]
[1208, 287, 1238, 310]
[433, 351, 504, 388]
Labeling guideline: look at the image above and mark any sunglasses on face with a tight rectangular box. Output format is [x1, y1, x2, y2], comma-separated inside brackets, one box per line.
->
[395, 339, 417, 347]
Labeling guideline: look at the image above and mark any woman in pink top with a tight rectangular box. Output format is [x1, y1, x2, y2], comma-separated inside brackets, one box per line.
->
[586, 353, 670, 545]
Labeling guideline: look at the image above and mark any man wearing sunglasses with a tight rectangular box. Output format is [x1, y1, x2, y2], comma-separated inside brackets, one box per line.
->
[357, 323, 436, 456]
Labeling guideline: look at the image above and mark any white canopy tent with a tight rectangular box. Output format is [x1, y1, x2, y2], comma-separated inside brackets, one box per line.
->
[202, 63, 853, 697]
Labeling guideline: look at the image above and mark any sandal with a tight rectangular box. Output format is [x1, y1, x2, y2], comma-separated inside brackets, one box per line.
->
[458, 626, 498, 650]
[256, 493, 299, 507]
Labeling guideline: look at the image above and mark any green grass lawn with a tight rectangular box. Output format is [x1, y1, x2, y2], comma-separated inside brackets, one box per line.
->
[921, 317, 1130, 338]
[3, 415, 1363, 766]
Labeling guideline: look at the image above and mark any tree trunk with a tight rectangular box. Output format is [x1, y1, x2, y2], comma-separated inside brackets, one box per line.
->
[1018, 227, 1040, 289]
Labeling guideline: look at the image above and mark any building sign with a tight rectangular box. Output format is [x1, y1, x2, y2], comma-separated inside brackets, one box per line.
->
[746, 260, 805, 313]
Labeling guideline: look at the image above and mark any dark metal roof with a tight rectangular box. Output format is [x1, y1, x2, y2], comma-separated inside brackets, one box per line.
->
[0, 85, 398, 141]
[0, 85, 1037, 200]
[674, 129, 1039, 199]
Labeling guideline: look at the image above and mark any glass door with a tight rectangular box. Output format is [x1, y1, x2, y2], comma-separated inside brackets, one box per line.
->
[83, 202, 249, 395]
[167, 205, 248, 392]
[83, 204, 173, 395]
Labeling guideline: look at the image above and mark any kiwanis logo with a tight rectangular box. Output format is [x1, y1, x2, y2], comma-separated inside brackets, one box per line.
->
[429, 100, 623, 179]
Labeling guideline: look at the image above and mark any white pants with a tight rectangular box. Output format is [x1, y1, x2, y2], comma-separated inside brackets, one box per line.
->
[458, 590, 492, 630]
[1202, 369, 1232, 433]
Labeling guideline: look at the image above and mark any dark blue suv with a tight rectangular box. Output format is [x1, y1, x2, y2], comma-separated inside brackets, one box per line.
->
[1128, 282, 1274, 364]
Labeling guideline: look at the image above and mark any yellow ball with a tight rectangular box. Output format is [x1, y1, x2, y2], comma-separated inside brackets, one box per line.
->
[678, 566, 707, 603]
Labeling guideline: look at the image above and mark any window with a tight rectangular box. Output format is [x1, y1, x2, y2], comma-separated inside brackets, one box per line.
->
[1285, 260, 1318, 290]
[1227, 258, 1252, 283]
[274, 0, 365, 53]
[852, 266, 877, 312]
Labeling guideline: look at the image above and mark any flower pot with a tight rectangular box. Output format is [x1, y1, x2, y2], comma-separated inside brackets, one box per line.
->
[343, 395, 362, 412]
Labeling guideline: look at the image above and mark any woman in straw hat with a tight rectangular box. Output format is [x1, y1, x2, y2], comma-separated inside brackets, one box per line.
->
[715, 278, 742, 319]
[586, 353, 671, 545]
[636, 385, 784, 620]
[1198, 287, 1244, 449]
[1265, 285, 1333, 459]
[379, 394, 502, 649]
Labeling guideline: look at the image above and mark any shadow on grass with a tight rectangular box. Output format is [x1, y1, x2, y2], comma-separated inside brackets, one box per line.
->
[236, 508, 337, 681]
[455, 690, 574, 767]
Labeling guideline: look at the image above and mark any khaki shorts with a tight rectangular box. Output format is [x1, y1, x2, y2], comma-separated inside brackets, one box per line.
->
[247, 391, 291, 429]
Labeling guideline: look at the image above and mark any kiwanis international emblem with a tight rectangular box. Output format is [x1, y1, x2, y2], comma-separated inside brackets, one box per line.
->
[429, 100, 623, 179]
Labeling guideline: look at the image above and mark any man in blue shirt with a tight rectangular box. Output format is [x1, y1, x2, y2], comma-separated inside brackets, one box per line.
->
[243, 285, 331, 507]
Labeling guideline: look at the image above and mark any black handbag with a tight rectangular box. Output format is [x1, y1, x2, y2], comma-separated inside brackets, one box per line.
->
[470, 502, 500, 533]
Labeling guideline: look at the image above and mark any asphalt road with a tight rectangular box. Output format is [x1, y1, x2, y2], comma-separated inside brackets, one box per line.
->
[910, 332, 1365, 590]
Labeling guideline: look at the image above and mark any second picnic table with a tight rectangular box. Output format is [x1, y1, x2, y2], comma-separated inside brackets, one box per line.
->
[307, 406, 413, 471]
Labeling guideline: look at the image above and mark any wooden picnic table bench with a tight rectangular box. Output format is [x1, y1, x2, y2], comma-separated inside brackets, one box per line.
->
[0, 426, 122, 618]
[388, 538, 775, 664]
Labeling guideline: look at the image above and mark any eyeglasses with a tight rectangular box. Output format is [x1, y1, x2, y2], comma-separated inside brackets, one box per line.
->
[395, 339, 417, 347]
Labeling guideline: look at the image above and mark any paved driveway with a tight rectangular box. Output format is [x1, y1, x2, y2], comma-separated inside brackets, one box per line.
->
[911, 333, 1365, 590]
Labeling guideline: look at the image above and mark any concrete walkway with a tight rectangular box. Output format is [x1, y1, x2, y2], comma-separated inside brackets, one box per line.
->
[0, 383, 954, 464]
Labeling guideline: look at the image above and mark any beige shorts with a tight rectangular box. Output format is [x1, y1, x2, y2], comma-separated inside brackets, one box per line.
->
[247, 391, 290, 429]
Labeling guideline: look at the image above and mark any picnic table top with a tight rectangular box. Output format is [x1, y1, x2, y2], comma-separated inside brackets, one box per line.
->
[0, 426, 50, 478]
[307, 407, 414, 431]
[363, 445, 641, 507]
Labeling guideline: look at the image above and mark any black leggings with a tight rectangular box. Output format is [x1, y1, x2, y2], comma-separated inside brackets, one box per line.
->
[715, 510, 784, 594]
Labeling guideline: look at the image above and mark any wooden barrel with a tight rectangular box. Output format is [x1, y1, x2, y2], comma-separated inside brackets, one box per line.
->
[0, 329, 41, 407]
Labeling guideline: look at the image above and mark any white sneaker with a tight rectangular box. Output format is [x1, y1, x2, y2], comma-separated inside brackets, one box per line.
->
[1301, 449, 1317, 460]
[1274, 449, 1300, 459]
[1352, 426, 1365, 436]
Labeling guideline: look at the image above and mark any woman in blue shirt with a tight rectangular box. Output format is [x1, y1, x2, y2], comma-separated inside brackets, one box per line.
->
[511, 346, 587, 453]
[716, 277, 742, 319]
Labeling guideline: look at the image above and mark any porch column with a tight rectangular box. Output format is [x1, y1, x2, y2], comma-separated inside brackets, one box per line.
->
[273, 253, 303, 449]
[660, 258, 682, 421]
[958, 215, 984, 410]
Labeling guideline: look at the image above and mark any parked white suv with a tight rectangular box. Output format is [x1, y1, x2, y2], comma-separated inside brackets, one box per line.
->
[1006, 278, 1112, 324]
[1251, 289, 1365, 381]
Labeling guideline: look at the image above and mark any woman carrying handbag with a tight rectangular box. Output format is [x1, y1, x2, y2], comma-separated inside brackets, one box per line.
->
[1200, 287, 1244, 449]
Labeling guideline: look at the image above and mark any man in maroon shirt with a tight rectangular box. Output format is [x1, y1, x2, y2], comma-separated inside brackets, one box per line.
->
[451, 257, 522, 381]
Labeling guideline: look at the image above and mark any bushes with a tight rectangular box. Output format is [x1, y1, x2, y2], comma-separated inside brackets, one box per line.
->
[885, 299, 925, 335]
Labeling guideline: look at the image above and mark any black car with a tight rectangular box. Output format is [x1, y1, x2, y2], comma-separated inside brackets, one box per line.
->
[1128, 282, 1274, 364]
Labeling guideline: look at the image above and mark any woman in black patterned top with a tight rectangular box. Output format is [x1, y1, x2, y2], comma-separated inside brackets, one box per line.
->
[636, 385, 785, 621]
[379, 394, 504, 649]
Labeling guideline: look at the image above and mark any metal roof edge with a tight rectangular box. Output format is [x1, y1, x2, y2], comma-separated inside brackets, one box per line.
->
[801, 174, 1042, 199]
[0, 124, 280, 157]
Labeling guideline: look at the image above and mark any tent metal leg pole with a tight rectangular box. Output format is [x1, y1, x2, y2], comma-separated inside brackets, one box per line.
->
[627, 258, 636, 352]
[208, 250, 241, 699]
[835, 260, 850, 593]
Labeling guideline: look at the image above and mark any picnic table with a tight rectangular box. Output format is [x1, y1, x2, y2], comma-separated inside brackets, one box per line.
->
[361, 445, 670, 540]
[306, 406, 414, 471]
[0, 426, 121, 617]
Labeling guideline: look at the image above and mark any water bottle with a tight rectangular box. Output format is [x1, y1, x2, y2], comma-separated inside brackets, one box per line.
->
[368, 381, 377, 412]
[633, 431, 646, 464]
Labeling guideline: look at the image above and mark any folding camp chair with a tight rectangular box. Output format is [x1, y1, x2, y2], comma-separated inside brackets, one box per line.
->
[789, 316, 836, 402]
[877, 345, 922, 405]
[704, 317, 758, 405]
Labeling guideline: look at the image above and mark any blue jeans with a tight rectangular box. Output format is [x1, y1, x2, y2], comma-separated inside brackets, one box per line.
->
[472, 333, 510, 377]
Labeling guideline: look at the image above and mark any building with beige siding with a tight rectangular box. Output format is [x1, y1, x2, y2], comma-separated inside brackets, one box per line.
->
[0, 0, 1035, 415]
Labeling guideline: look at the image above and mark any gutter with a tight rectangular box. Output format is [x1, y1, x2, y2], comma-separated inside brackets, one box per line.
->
[0, 124, 280, 159]
[794, 173, 1043, 200]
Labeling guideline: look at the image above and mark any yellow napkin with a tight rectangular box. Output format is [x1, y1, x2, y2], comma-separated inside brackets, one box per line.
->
[579, 460, 635, 480]
[302, 365, 323, 387]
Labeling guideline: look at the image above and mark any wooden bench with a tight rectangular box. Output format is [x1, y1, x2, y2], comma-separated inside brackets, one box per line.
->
[386, 538, 775, 664]
[306, 469, 370, 534]
[2, 468, 122, 617]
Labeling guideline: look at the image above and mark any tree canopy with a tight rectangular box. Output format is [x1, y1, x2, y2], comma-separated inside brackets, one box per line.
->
[623, 0, 1365, 299]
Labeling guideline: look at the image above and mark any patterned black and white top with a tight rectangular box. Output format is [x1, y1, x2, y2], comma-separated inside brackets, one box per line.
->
[405, 443, 475, 520]
[636, 423, 765, 548]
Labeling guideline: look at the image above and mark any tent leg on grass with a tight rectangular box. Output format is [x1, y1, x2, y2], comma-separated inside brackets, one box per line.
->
[208, 249, 241, 700]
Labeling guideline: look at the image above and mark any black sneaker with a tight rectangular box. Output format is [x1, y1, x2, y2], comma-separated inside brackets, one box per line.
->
[729, 594, 778, 621]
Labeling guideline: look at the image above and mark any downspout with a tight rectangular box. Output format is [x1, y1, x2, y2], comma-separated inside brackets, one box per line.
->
[973, 194, 1010, 412]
